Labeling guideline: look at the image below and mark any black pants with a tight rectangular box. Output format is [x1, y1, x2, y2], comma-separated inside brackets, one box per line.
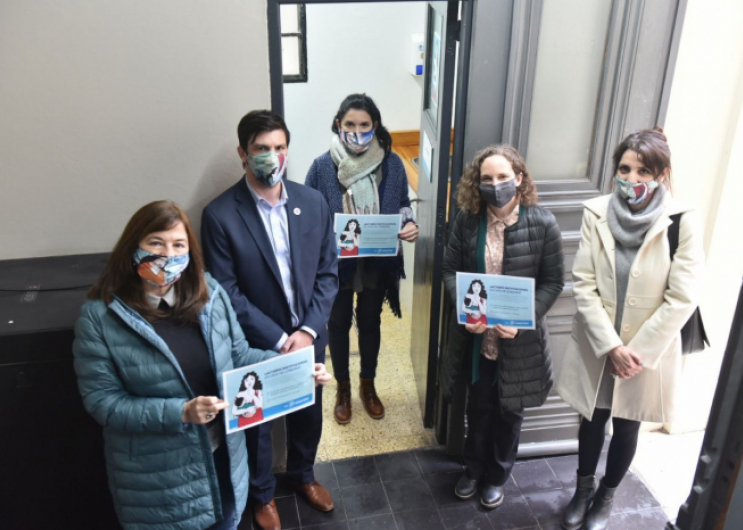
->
[327, 287, 386, 381]
[463, 357, 524, 486]
[577, 407, 641, 488]
[246, 343, 324, 505]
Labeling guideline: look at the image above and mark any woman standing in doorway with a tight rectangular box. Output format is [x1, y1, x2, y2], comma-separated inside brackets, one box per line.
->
[441, 145, 564, 509]
[556, 128, 705, 530]
[305, 93, 419, 424]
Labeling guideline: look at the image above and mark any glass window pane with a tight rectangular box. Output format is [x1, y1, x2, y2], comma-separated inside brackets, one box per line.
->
[526, 0, 612, 180]
[282, 36, 301, 76]
[280, 5, 299, 34]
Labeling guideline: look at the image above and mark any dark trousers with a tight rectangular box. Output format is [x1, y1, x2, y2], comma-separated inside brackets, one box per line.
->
[577, 407, 641, 488]
[327, 287, 386, 381]
[246, 343, 325, 505]
[207, 442, 237, 530]
[463, 357, 524, 486]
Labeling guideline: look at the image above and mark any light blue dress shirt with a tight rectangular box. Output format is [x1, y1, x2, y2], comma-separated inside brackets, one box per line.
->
[245, 178, 316, 350]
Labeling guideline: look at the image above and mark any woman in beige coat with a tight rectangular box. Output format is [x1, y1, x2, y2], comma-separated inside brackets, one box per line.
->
[556, 128, 704, 530]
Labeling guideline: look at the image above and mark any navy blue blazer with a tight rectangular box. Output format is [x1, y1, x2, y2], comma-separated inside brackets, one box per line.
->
[201, 178, 338, 355]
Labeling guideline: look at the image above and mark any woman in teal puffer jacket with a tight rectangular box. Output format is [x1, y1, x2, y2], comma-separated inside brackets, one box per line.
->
[73, 201, 330, 530]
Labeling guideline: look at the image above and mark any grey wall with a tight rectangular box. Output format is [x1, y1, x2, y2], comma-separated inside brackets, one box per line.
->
[0, 0, 271, 260]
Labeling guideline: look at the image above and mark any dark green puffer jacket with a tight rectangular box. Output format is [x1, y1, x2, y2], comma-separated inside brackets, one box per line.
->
[441, 205, 565, 411]
[73, 274, 277, 530]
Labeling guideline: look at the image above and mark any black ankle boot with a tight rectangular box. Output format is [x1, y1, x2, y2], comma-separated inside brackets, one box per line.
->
[560, 472, 595, 530]
[584, 479, 617, 530]
[454, 473, 478, 500]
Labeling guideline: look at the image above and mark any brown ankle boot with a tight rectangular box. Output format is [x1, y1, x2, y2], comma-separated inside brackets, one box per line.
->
[359, 377, 385, 419]
[334, 380, 352, 424]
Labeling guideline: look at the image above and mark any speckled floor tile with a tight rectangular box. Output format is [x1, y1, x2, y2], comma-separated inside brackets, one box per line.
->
[317, 307, 438, 461]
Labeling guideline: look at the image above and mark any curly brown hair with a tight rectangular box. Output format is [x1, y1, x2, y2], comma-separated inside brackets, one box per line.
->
[456, 144, 538, 214]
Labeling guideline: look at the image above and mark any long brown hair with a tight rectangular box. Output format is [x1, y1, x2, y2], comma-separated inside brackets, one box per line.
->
[612, 126, 672, 189]
[456, 144, 538, 215]
[89, 201, 209, 323]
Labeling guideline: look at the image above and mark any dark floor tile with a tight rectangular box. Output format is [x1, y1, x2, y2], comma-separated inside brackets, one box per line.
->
[375, 451, 421, 482]
[486, 493, 538, 530]
[348, 514, 397, 529]
[439, 502, 493, 530]
[537, 524, 563, 530]
[304, 522, 350, 530]
[395, 508, 446, 530]
[609, 507, 669, 529]
[611, 472, 661, 514]
[237, 510, 254, 529]
[426, 471, 477, 507]
[503, 475, 521, 496]
[510, 460, 562, 495]
[415, 448, 464, 476]
[274, 472, 297, 498]
[383, 477, 436, 513]
[522, 489, 573, 524]
[342, 482, 391, 520]
[297, 489, 346, 527]
[334, 456, 381, 488]
[544, 455, 578, 489]
[275, 495, 301, 529]
[316, 462, 340, 491]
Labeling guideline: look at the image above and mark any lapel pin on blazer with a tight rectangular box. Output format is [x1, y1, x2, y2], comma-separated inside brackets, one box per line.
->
[293, 207, 301, 216]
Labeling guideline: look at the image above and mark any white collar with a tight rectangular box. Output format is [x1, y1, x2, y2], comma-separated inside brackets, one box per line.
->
[145, 287, 177, 309]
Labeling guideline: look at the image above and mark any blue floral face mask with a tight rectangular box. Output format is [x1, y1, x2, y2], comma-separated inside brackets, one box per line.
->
[247, 151, 287, 187]
[615, 175, 659, 206]
[133, 248, 190, 287]
[339, 129, 375, 154]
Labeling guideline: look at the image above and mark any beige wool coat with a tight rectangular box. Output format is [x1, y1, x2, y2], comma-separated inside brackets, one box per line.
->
[555, 193, 705, 423]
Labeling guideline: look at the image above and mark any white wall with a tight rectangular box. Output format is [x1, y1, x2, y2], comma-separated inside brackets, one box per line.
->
[663, 0, 743, 432]
[0, 0, 271, 260]
[284, 2, 426, 182]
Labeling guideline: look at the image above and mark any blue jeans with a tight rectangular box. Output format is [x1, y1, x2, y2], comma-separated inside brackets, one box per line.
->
[206, 443, 238, 530]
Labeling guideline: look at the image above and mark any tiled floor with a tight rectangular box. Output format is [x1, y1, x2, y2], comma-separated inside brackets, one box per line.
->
[240, 446, 669, 530]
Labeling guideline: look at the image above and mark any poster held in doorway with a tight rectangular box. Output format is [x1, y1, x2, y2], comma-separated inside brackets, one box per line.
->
[334, 213, 401, 258]
[222, 347, 315, 434]
[455, 272, 536, 329]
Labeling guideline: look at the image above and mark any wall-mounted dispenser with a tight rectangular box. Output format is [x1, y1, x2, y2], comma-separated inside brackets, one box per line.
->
[410, 33, 424, 76]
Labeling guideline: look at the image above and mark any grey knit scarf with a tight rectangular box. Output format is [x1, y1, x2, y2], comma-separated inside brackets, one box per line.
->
[330, 134, 383, 215]
[607, 184, 667, 248]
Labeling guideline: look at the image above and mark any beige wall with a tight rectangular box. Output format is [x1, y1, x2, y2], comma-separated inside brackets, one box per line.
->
[663, 0, 743, 433]
[0, 1, 271, 260]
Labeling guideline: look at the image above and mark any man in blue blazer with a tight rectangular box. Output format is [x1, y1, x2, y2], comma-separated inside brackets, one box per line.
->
[201, 110, 338, 530]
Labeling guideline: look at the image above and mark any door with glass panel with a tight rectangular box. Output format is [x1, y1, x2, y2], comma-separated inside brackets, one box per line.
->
[450, 0, 686, 455]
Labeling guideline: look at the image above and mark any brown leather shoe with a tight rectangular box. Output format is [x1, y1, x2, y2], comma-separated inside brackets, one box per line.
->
[359, 377, 385, 419]
[334, 380, 352, 424]
[288, 479, 335, 512]
[253, 498, 281, 530]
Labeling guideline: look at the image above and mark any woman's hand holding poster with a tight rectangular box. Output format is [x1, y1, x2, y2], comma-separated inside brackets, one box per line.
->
[222, 347, 315, 434]
[334, 213, 401, 258]
[456, 272, 536, 329]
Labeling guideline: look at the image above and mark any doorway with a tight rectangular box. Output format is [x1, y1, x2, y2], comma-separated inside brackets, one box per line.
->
[267, 0, 469, 461]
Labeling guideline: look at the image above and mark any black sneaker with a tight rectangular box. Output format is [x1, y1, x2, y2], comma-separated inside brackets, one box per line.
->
[454, 474, 478, 499]
[480, 484, 505, 509]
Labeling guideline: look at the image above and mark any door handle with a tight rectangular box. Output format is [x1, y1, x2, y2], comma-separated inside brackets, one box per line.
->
[410, 198, 423, 203]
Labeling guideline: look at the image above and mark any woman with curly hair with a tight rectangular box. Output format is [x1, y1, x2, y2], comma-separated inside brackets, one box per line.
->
[441, 145, 564, 509]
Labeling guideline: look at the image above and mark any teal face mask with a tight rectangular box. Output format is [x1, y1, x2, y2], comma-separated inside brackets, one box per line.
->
[247, 151, 287, 187]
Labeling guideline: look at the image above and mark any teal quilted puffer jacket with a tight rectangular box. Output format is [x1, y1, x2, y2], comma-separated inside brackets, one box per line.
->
[73, 274, 277, 530]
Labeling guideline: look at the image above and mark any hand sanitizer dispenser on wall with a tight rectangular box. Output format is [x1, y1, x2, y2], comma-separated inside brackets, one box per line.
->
[410, 34, 424, 76]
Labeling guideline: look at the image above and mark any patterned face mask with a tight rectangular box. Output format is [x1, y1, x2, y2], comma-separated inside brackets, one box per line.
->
[339, 129, 375, 154]
[133, 248, 190, 287]
[247, 151, 287, 187]
[615, 175, 659, 206]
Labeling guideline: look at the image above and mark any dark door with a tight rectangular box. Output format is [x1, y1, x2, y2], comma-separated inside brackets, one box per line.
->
[410, 1, 459, 426]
